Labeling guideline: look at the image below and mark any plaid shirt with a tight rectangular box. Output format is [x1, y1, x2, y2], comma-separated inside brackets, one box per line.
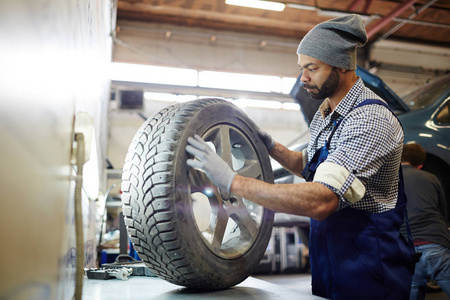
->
[306, 78, 404, 213]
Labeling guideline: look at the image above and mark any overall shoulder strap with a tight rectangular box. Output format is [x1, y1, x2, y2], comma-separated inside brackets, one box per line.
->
[326, 99, 391, 147]
[355, 99, 403, 130]
[354, 99, 391, 111]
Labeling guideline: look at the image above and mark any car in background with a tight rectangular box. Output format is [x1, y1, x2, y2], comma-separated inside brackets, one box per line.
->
[273, 69, 450, 233]
[398, 73, 450, 220]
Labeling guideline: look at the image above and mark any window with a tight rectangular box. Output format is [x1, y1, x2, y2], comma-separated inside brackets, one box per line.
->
[436, 99, 450, 124]
[403, 75, 450, 111]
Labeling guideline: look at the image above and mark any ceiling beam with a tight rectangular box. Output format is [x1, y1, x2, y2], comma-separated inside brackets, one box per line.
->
[117, 2, 315, 39]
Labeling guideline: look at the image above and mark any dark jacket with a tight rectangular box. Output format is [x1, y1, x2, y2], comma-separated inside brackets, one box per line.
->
[401, 164, 450, 248]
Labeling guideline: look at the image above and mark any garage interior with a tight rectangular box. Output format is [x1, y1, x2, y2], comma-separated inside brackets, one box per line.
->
[1, 0, 449, 299]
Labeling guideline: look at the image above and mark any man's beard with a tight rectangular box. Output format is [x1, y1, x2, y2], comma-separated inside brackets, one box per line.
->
[304, 68, 340, 100]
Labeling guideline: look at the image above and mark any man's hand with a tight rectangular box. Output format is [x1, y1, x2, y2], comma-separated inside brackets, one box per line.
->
[255, 125, 275, 151]
[186, 135, 237, 193]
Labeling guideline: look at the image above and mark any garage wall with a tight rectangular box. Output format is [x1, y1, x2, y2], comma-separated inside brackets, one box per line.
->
[114, 20, 300, 77]
[369, 40, 449, 97]
[0, 1, 113, 299]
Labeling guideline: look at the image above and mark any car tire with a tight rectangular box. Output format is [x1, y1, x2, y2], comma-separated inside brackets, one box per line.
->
[121, 98, 274, 289]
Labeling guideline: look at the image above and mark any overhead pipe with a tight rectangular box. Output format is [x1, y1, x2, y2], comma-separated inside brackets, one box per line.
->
[375, 0, 439, 42]
[287, 1, 447, 29]
[362, 0, 373, 14]
[366, 0, 417, 39]
[347, 0, 373, 13]
[348, 0, 364, 11]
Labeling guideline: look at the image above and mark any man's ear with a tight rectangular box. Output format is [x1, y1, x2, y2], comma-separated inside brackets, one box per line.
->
[337, 68, 347, 73]
[417, 164, 423, 170]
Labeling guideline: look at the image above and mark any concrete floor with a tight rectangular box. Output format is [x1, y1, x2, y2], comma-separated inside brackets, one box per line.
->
[82, 272, 450, 299]
[253, 273, 312, 295]
[82, 274, 323, 299]
[82, 272, 449, 299]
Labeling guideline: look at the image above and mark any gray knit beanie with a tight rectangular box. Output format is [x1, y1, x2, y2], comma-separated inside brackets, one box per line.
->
[297, 14, 367, 70]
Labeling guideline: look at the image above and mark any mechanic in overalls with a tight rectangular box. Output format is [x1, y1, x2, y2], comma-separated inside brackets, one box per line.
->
[186, 14, 415, 299]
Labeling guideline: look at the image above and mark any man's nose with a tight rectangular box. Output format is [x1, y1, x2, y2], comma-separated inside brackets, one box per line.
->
[300, 71, 309, 83]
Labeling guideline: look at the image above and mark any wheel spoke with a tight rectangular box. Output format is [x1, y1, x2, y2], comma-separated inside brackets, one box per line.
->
[217, 126, 233, 166]
[229, 198, 259, 241]
[210, 203, 229, 251]
[237, 159, 262, 179]
[227, 197, 258, 241]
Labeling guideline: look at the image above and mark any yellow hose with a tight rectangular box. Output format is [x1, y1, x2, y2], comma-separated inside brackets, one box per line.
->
[74, 133, 85, 300]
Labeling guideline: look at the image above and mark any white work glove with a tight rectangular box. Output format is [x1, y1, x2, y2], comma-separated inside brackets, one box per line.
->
[255, 125, 275, 151]
[186, 135, 237, 193]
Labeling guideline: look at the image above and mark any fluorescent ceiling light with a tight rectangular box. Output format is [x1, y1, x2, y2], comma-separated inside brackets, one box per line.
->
[282, 102, 300, 110]
[142, 93, 299, 111]
[235, 99, 283, 109]
[199, 71, 281, 93]
[110, 62, 197, 86]
[226, 0, 285, 12]
[144, 92, 176, 102]
[286, 3, 317, 11]
[281, 77, 297, 94]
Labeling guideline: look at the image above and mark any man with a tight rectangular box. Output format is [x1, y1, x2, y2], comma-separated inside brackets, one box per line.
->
[186, 14, 414, 299]
[401, 143, 450, 299]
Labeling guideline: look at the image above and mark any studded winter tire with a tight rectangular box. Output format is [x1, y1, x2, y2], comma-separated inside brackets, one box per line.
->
[121, 98, 274, 289]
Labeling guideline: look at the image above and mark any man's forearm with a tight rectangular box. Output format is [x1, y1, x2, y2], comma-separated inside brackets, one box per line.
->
[269, 142, 305, 178]
[230, 174, 338, 221]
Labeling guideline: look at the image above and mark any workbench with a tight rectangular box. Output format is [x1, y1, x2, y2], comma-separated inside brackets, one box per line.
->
[82, 275, 323, 299]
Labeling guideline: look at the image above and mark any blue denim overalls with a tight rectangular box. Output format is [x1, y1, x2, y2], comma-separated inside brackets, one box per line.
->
[302, 99, 416, 300]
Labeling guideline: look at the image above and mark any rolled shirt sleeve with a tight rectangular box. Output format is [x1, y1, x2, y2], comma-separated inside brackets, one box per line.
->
[314, 161, 366, 204]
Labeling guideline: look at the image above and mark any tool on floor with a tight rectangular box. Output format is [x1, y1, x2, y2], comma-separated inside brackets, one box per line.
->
[101, 254, 156, 277]
[85, 267, 133, 280]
